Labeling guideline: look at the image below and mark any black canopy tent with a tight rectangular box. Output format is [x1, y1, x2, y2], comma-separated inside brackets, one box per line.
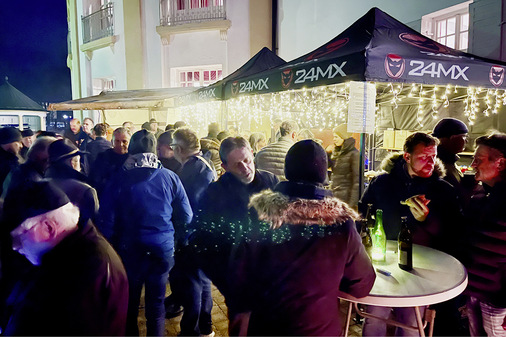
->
[222, 7, 506, 99]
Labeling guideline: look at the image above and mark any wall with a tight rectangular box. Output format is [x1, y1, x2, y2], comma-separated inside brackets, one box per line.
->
[469, 0, 502, 59]
[278, 0, 469, 61]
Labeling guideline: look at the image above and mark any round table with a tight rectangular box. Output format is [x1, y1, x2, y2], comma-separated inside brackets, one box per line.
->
[339, 241, 468, 337]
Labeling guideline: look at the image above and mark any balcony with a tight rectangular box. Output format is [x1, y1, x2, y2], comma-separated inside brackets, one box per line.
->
[160, 0, 227, 26]
[157, 0, 230, 44]
[80, 3, 116, 60]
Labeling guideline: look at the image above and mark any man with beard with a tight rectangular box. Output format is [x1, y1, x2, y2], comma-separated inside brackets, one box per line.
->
[359, 132, 461, 336]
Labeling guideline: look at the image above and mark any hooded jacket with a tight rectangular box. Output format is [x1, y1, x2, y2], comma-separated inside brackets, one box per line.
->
[230, 181, 376, 336]
[359, 153, 461, 256]
[330, 137, 360, 207]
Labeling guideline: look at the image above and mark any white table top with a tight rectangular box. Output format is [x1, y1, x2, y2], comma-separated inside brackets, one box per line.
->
[340, 241, 468, 307]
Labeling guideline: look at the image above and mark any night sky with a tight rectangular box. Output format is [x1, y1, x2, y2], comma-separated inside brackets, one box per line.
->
[0, 2, 72, 106]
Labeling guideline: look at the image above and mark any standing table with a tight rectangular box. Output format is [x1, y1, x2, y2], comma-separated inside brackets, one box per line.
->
[339, 241, 467, 337]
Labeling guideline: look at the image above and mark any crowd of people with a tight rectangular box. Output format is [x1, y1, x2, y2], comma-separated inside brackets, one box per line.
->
[0, 116, 504, 336]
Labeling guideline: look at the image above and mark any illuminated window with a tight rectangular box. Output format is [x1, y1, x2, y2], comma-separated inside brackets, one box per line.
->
[173, 66, 223, 87]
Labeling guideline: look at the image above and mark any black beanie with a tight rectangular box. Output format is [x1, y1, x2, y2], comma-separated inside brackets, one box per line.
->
[285, 139, 328, 184]
[0, 127, 22, 145]
[21, 129, 34, 137]
[432, 118, 469, 138]
[129, 129, 156, 154]
[3, 180, 70, 231]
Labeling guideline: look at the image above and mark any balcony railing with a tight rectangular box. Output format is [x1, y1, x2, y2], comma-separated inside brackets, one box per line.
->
[160, 0, 226, 26]
[82, 3, 114, 44]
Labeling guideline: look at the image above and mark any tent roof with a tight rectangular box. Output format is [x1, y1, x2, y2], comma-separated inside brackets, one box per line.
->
[221, 7, 506, 99]
[0, 77, 46, 111]
[48, 87, 195, 111]
[180, 47, 286, 104]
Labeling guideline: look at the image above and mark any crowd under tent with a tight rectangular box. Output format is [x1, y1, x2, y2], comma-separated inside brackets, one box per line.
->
[0, 77, 47, 130]
[175, 7, 506, 172]
[48, 87, 195, 129]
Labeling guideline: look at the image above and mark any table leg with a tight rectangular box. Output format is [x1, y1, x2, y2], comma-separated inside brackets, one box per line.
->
[343, 301, 353, 337]
[414, 306, 426, 337]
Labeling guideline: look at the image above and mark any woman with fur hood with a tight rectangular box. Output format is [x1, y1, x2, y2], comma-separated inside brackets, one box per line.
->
[229, 140, 375, 336]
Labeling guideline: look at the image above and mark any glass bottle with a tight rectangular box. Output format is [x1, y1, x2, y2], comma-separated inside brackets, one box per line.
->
[359, 219, 372, 257]
[398, 216, 413, 270]
[365, 203, 375, 229]
[371, 209, 386, 262]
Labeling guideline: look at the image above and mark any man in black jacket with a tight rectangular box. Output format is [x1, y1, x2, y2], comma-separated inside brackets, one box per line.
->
[0, 127, 23, 197]
[192, 137, 279, 301]
[3, 181, 128, 335]
[359, 132, 461, 336]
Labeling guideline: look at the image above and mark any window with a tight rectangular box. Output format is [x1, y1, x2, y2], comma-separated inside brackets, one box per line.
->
[421, 1, 472, 51]
[176, 0, 223, 10]
[173, 66, 223, 87]
[22, 115, 42, 131]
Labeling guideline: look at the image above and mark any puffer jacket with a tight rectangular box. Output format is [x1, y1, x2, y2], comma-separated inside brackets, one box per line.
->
[230, 181, 376, 336]
[200, 138, 222, 176]
[330, 137, 360, 208]
[254, 136, 294, 180]
[359, 153, 462, 256]
[464, 181, 506, 307]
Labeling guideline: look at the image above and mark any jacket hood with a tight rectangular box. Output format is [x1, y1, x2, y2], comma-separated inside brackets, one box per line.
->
[380, 152, 446, 178]
[249, 189, 358, 229]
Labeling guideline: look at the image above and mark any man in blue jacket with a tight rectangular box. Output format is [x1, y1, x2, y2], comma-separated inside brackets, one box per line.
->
[98, 129, 192, 336]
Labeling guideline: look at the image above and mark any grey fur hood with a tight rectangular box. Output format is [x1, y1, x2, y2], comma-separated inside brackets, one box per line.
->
[380, 152, 446, 178]
[249, 189, 359, 229]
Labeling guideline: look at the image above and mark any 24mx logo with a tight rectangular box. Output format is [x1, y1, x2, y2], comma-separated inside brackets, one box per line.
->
[232, 78, 269, 95]
[294, 62, 347, 84]
[408, 60, 469, 81]
[198, 88, 216, 99]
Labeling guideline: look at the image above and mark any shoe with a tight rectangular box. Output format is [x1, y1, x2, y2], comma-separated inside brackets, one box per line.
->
[200, 331, 215, 337]
[165, 303, 184, 319]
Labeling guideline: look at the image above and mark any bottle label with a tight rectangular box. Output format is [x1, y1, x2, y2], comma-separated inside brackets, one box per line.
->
[399, 250, 408, 265]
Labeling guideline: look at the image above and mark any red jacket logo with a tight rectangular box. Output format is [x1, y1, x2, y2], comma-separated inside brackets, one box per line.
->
[490, 66, 505, 87]
[305, 38, 349, 61]
[385, 54, 405, 79]
[399, 33, 450, 53]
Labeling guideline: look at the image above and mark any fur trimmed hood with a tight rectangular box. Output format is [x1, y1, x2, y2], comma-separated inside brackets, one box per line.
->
[380, 152, 446, 178]
[249, 189, 359, 229]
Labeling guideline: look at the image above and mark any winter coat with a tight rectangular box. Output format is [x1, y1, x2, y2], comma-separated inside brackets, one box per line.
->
[87, 136, 112, 166]
[191, 170, 279, 299]
[254, 136, 294, 180]
[89, 148, 128, 198]
[4, 220, 129, 336]
[359, 153, 462, 256]
[464, 181, 506, 307]
[45, 162, 99, 224]
[0, 147, 20, 197]
[98, 153, 193, 256]
[178, 154, 217, 213]
[330, 137, 360, 208]
[230, 181, 376, 336]
[200, 138, 222, 176]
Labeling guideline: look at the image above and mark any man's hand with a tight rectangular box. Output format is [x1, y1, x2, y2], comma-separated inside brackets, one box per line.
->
[401, 194, 430, 222]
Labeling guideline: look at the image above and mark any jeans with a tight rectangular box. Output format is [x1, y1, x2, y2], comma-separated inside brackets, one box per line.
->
[120, 247, 174, 336]
[172, 248, 213, 336]
[467, 296, 506, 337]
[362, 305, 427, 336]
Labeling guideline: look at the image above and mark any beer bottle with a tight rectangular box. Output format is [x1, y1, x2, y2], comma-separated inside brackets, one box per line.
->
[359, 219, 372, 257]
[365, 203, 375, 229]
[371, 209, 386, 262]
[398, 216, 413, 270]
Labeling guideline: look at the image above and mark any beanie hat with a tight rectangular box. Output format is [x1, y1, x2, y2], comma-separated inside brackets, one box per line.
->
[21, 129, 34, 137]
[129, 129, 156, 154]
[3, 180, 70, 231]
[432, 118, 469, 138]
[0, 127, 22, 145]
[333, 124, 351, 139]
[48, 138, 86, 163]
[285, 139, 328, 184]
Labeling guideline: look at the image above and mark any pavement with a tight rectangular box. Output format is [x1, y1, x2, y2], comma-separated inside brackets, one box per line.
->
[138, 284, 363, 336]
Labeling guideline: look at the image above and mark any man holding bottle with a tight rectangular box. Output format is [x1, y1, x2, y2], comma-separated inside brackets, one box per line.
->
[358, 132, 461, 336]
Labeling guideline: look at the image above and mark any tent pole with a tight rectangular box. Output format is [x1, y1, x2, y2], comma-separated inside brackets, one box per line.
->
[359, 133, 366, 199]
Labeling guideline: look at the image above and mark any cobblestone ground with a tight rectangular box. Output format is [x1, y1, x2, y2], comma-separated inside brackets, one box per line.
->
[138, 284, 362, 337]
